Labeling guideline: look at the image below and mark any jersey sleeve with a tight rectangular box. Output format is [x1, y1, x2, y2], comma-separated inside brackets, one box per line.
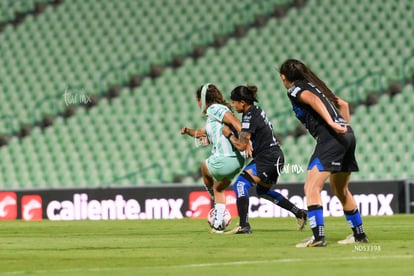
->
[287, 85, 305, 100]
[241, 110, 256, 133]
[206, 104, 229, 122]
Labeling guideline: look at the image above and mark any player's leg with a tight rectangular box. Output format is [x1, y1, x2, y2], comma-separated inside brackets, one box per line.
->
[227, 170, 254, 234]
[231, 163, 270, 233]
[334, 128, 368, 243]
[252, 152, 307, 230]
[296, 166, 330, 247]
[209, 156, 245, 233]
[201, 161, 215, 200]
[255, 183, 307, 230]
[330, 172, 368, 244]
[211, 178, 231, 232]
[201, 160, 225, 233]
[297, 129, 348, 247]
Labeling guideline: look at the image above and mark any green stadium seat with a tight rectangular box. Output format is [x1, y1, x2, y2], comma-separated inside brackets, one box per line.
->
[1, 0, 413, 188]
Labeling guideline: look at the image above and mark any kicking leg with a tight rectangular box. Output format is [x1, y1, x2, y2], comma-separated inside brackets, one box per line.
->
[255, 183, 307, 231]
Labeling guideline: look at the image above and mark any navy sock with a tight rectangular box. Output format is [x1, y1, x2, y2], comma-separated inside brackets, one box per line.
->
[264, 188, 284, 202]
[233, 173, 253, 228]
[237, 196, 249, 227]
[308, 205, 325, 240]
[275, 196, 300, 217]
[257, 186, 300, 216]
[344, 208, 366, 239]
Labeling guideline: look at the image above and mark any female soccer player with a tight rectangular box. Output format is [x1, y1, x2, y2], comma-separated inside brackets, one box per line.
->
[181, 83, 247, 233]
[222, 84, 307, 234]
[279, 59, 368, 247]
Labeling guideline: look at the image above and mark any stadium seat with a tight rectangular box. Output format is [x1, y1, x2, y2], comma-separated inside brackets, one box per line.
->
[0, 0, 413, 188]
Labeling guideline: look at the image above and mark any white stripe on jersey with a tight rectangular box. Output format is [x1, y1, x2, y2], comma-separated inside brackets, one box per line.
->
[205, 104, 238, 157]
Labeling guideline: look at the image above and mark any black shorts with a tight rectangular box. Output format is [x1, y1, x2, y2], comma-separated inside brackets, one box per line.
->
[308, 126, 359, 172]
[245, 146, 284, 185]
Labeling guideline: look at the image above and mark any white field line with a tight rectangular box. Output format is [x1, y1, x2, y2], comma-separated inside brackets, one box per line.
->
[3, 254, 414, 275]
[170, 254, 414, 268]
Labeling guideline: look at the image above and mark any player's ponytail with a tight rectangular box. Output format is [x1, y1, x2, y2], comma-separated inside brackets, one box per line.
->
[280, 59, 339, 108]
[230, 84, 258, 105]
[196, 84, 233, 115]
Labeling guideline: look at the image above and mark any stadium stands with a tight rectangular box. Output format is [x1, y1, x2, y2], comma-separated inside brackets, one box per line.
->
[281, 84, 414, 182]
[0, 0, 57, 26]
[0, 0, 413, 189]
[0, 0, 291, 135]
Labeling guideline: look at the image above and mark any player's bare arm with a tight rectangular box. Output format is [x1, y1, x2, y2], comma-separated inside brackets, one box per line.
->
[180, 127, 206, 138]
[222, 113, 253, 157]
[222, 126, 251, 152]
[222, 111, 242, 133]
[300, 90, 347, 134]
[336, 96, 351, 123]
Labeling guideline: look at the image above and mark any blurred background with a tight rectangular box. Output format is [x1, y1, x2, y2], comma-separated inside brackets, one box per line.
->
[0, 0, 413, 190]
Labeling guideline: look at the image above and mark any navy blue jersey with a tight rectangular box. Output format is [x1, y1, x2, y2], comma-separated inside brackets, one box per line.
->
[241, 105, 280, 158]
[287, 80, 347, 137]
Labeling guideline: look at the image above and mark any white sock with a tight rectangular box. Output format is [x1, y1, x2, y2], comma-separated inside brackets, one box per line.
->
[214, 203, 226, 228]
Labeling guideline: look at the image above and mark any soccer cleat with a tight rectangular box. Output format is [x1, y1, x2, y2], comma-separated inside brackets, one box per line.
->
[296, 210, 307, 231]
[212, 219, 225, 231]
[225, 224, 252, 234]
[210, 227, 224, 234]
[337, 234, 369, 244]
[296, 236, 327, 248]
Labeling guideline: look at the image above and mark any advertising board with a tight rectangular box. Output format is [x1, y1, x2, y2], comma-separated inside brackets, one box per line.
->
[0, 181, 404, 221]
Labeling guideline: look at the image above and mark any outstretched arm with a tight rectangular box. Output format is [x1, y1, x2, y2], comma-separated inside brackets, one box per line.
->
[180, 127, 206, 138]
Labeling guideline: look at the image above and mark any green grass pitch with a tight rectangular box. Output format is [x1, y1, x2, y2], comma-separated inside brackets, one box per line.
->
[1, 215, 413, 275]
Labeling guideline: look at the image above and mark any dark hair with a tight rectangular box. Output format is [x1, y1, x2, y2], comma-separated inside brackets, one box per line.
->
[230, 84, 258, 105]
[196, 84, 233, 114]
[279, 59, 338, 107]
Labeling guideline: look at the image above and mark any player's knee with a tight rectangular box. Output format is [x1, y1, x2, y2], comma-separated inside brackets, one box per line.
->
[256, 184, 269, 197]
[233, 172, 254, 198]
[334, 188, 350, 203]
[214, 181, 228, 193]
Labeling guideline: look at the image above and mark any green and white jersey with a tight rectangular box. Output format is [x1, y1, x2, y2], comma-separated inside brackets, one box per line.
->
[205, 104, 238, 157]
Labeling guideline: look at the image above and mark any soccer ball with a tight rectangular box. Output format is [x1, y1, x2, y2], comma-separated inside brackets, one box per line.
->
[207, 208, 232, 229]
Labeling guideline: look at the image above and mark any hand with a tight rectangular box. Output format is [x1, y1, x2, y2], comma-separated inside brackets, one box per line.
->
[180, 127, 188, 135]
[245, 140, 253, 158]
[198, 135, 210, 146]
[330, 122, 347, 134]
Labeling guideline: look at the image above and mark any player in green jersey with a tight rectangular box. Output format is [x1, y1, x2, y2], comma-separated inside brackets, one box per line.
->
[181, 83, 249, 233]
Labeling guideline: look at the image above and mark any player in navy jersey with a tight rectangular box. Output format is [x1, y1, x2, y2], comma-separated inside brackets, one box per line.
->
[222, 84, 307, 234]
[279, 59, 368, 247]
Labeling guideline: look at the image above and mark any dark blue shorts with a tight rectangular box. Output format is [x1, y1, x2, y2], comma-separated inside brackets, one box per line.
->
[308, 126, 359, 172]
[244, 146, 284, 185]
